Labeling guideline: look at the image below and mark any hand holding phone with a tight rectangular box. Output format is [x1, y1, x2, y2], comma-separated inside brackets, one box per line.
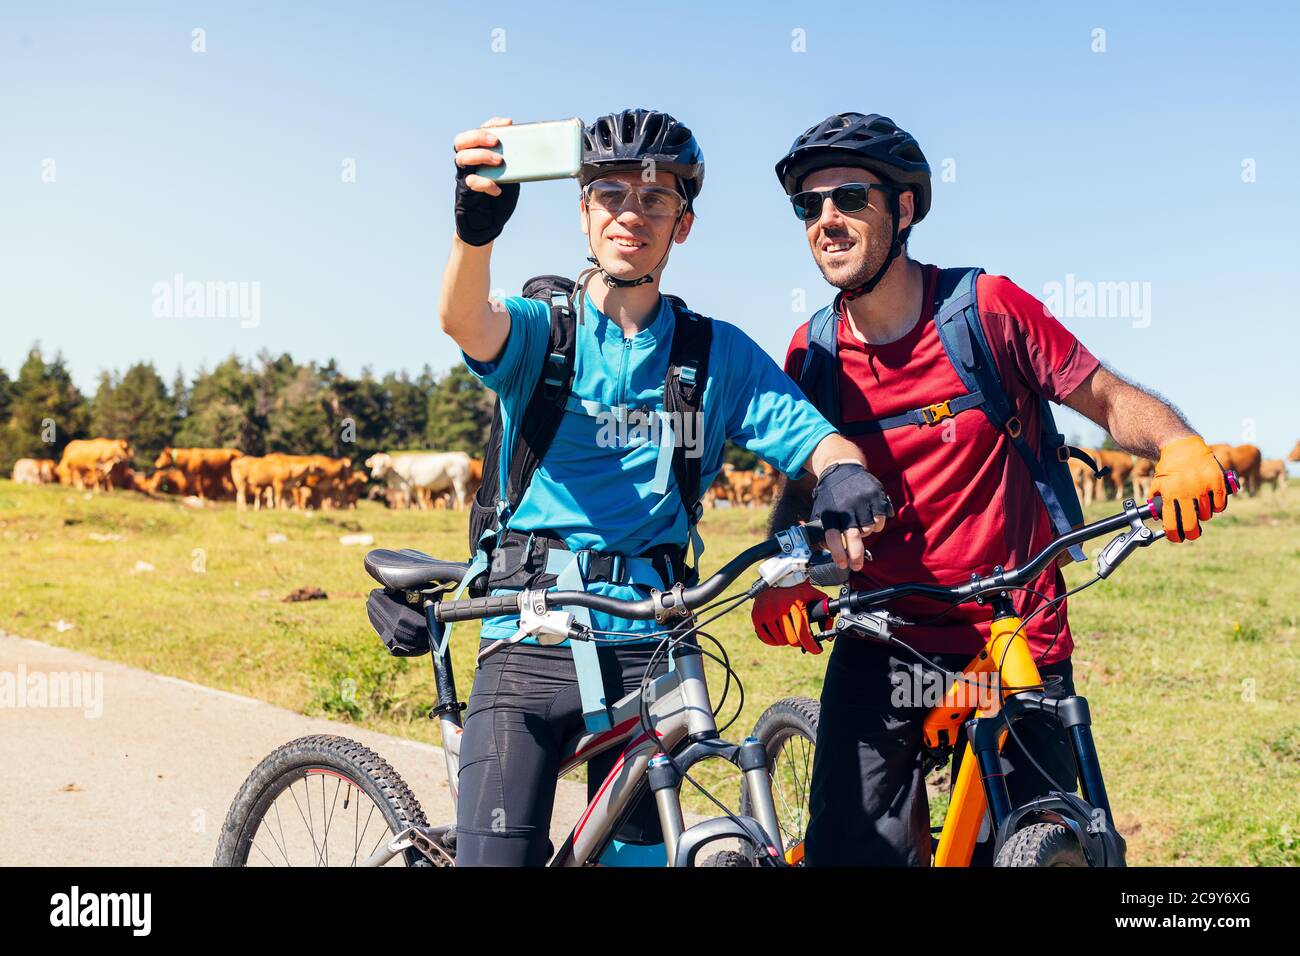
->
[453, 118, 520, 245]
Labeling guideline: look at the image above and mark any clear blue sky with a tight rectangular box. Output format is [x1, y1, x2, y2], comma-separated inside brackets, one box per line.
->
[3, 1, 1297, 457]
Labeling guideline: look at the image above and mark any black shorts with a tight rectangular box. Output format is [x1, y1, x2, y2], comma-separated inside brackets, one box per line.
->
[804, 637, 1078, 867]
[454, 639, 668, 867]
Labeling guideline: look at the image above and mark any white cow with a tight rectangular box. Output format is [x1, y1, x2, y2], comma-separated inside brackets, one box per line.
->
[365, 451, 473, 510]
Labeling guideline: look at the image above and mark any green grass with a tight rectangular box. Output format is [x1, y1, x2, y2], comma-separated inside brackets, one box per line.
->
[1, 481, 1296, 865]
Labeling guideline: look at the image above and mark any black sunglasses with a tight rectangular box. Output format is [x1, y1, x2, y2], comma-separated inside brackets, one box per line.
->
[790, 182, 897, 222]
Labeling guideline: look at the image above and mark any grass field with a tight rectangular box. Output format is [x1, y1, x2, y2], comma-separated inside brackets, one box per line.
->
[1, 480, 1296, 865]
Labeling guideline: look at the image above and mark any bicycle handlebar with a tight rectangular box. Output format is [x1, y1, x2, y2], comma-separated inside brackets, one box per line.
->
[809, 472, 1239, 623]
[433, 471, 1238, 628]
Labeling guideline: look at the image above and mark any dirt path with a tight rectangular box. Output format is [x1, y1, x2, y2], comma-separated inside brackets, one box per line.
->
[0, 631, 594, 865]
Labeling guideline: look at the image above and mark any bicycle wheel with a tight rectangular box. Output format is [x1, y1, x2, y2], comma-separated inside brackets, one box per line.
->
[994, 822, 1088, 867]
[214, 735, 434, 867]
[741, 696, 819, 865]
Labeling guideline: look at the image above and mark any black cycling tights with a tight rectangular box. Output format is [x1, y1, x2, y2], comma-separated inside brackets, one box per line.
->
[454, 639, 668, 866]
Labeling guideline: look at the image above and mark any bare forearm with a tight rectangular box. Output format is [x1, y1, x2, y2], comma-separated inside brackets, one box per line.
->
[438, 237, 508, 363]
[1065, 365, 1195, 459]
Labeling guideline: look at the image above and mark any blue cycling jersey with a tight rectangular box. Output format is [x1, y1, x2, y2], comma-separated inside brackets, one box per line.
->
[463, 291, 835, 642]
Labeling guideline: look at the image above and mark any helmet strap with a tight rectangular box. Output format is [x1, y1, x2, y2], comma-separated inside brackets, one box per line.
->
[581, 203, 685, 293]
[841, 190, 902, 303]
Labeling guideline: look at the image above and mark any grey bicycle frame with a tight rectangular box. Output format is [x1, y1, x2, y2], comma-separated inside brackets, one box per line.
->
[366, 632, 785, 867]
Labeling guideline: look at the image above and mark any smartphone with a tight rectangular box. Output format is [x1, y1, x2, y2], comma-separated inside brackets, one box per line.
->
[478, 118, 583, 184]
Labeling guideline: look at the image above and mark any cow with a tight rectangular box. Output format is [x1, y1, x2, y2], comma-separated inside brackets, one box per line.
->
[1210, 443, 1263, 495]
[1131, 456, 1156, 501]
[364, 451, 473, 510]
[1290, 441, 1300, 463]
[1258, 459, 1288, 494]
[1093, 450, 1135, 500]
[291, 456, 353, 510]
[11, 459, 57, 485]
[231, 455, 283, 511]
[746, 461, 778, 507]
[57, 438, 133, 492]
[154, 447, 243, 500]
[706, 463, 737, 508]
[1067, 450, 1100, 506]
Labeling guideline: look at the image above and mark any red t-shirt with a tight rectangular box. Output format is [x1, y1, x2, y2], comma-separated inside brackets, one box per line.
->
[785, 265, 1101, 664]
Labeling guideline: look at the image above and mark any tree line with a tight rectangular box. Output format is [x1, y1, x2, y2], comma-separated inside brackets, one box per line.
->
[0, 344, 495, 475]
[0, 343, 764, 477]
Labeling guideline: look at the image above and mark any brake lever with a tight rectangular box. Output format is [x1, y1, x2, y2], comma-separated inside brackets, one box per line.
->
[1095, 497, 1163, 579]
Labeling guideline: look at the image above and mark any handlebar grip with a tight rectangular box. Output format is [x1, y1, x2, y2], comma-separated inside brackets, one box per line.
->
[435, 593, 520, 623]
[808, 554, 850, 587]
[1145, 469, 1239, 519]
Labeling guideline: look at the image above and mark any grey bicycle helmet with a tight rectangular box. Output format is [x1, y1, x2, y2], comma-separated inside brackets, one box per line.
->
[582, 109, 705, 210]
[775, 112, 931, 223]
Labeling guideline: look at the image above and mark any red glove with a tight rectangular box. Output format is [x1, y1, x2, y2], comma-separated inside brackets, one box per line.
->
[752, 581, 833, 654]
[1149, 435, 1228, 543]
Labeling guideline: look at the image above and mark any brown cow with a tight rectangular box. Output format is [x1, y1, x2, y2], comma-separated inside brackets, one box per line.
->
[1067, 449, 1101, 506]
[1210, 443, 1263, 495]
[1289, 441, 1300, 463]
[1093, 450, 1135, 500]
[747, 461, 778, 507]
[154, 447, 243, 500]
[1258, 459, 1288, 493]
[11, 459, 57, 485]
[1131, 456, 1155, 501]
[57, 438, 133, 492]
[231, 455, 279, 511]
[705, 463, 737, 508]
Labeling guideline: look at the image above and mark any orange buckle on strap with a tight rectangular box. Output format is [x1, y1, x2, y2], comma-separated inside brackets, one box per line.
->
[921, 400, 954, 426]
[1005, 416, 1023, 439]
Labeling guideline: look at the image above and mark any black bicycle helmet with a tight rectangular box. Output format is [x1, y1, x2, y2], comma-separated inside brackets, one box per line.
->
[775, 112, 931, 223]
[582, 108, 705, 209]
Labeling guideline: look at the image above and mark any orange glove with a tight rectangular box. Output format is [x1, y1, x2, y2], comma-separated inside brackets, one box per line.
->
[1149, 435, 1228, 543]
[752, 581, 833, 654]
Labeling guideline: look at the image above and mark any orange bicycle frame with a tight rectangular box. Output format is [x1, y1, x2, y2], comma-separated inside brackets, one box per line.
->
[923, 613, 1042, 867]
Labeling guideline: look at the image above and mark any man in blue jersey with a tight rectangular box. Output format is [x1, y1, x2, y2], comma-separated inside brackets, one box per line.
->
[439, 109, 891, 866]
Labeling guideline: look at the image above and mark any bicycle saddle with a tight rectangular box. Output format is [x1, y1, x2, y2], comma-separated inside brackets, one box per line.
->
[364, 548, 470, 590]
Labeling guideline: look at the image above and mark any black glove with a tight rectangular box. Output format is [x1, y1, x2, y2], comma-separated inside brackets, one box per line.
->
[454, 163, 519, 247]
[811, 462, 894, 533]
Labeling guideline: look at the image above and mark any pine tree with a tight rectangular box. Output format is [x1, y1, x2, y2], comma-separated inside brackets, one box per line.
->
[425, 364, 493, 455]
[90, 362, 177, 467]
[0, 345, 89, 471]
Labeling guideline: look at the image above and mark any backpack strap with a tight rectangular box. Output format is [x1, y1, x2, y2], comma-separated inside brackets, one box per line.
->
[798, 303, 842, 427]
[931, 267, 1086, 562]
[502, 278, 579, 511]
[663, 298, 713, 580]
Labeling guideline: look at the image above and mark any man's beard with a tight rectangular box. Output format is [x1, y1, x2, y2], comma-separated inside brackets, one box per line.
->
[814, 225, 892, 291]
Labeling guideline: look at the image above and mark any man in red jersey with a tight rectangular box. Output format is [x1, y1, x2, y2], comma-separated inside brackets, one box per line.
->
[756, 113, 1229, 866]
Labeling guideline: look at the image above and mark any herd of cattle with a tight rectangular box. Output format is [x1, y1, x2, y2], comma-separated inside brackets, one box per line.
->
[1068, 442, 1290, 504]
[9, 437, 1298, 511]
[9, 438, 486, 512]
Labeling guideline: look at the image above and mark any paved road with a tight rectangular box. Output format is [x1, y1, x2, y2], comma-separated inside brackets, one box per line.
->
[0, 631, 594, 865]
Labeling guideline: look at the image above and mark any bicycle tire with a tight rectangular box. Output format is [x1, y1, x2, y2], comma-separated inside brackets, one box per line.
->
[213, 734, 433, 867]
[741, 696, 820, 865]
[994, 822, 1089, 867]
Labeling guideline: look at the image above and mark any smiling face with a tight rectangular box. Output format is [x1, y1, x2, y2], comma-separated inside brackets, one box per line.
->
[580, 169, 693, 283]
[800, 166, 914, 292]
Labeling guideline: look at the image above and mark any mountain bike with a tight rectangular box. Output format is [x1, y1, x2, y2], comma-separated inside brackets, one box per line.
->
[213, 476, 1234, 867]
[213, 523, 846, 866]
[733, 477, 1240, 868]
